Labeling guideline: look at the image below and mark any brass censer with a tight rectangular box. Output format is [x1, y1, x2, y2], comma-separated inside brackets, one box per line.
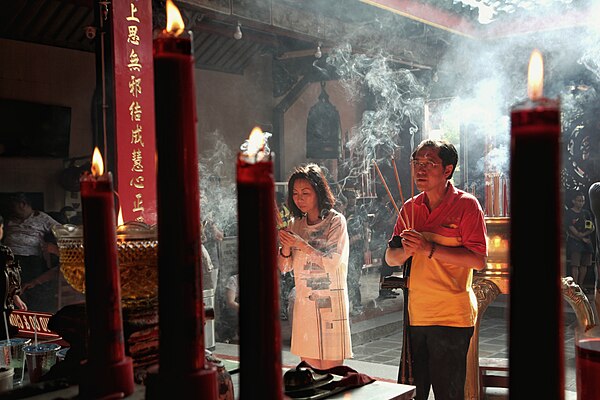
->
[52, 222, 158, 309]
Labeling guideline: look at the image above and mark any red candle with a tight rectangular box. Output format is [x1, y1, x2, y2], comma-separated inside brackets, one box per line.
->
[80, 147, 134, 398]
[509, 49, 564, 399]
[485, 178, 492, 216]
[237, 127, 283, 399]
[493, 174, 500, 217]
[146, 0, 217, 397]
[502, 177, 508, 216]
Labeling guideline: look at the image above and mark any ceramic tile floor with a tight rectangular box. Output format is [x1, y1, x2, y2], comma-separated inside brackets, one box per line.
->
[274, 270, 583, 398]
[349, 304, 579, 397]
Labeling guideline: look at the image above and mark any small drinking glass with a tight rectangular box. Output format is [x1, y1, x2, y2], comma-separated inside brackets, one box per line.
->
[23, 343, 61, 384]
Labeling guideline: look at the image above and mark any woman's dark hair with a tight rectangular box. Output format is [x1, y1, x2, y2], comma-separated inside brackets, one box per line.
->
[0, 214, 3, 225]
[412, 139, 459, 179]
[287, 163, 336, 218]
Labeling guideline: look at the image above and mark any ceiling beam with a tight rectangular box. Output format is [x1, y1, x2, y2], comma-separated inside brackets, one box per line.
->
[361, 0, 593, 40]
[181, 0, 441, 68]
[480, 9, 593, 39]
[360, 0, 479, 37]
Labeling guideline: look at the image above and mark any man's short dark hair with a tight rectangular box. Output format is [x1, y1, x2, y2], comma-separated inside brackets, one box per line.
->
[412, 139, 459, 179]
[8, 192, 31, 206]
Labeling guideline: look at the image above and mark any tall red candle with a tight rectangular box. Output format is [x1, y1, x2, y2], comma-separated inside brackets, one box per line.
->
[146, 0, 217, 398]
[237, 127, 283, 399]
[502, 177, 508, 216]
[80, 147, 134, 398]
[509, 49, 564, 399]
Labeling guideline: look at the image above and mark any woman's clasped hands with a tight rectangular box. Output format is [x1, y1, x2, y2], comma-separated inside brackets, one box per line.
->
[278, 229, 307, 252]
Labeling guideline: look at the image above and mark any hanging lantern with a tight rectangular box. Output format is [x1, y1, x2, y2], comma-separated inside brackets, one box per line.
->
[306, 82, 341, 159]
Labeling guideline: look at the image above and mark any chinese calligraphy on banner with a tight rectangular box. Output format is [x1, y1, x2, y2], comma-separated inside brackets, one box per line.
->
[112, 0, 157, 224]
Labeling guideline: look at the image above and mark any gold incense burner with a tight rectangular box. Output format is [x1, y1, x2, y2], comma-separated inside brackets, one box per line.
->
[52, 222, 158, 308]
[475, 217, 510, 293]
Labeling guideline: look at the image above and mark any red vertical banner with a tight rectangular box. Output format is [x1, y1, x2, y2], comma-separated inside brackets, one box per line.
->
[112, 0, 157, 224]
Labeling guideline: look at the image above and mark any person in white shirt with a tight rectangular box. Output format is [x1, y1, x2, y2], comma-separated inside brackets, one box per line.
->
[3, 193, 60, 312]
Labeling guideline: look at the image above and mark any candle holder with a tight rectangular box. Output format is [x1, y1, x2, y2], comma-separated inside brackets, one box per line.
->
[54, 222, 160, 377]
[52, 221, 158, 309]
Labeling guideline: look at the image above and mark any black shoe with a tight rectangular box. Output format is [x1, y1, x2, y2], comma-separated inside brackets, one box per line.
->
[377, 291, 398, 300]
[350, 306, 364, 316]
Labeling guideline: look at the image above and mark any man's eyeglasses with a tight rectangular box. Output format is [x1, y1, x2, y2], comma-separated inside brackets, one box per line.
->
[410, 160, 439, 170]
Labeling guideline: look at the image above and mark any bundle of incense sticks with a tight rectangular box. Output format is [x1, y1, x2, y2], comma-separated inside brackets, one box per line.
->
[373, 158, 413, 231]
[274, 199, 292, 229]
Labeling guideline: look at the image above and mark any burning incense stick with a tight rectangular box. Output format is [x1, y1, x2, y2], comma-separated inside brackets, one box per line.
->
[391, 155, 411, 229]
[391, 155, 405, 205]
[274, 198, 284, 228]
[372, 160, 408, 229]
[410, 161, 415, 228]
[274, 198, 292, 230]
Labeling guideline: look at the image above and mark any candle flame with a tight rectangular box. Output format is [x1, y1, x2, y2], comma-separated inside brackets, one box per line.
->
[240, 126, 272, 162]
[247, 127, 265, 157]
[527, 49, 543, 101]
[91, 147, 104, 177]
[117, 207, 124, 226]
[166, 0, 185, 36]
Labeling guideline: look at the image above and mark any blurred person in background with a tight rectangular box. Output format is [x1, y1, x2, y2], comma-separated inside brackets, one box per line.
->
[0, 214, 27, 339]
[3, 193, 60, 313]
[372, 198, 400, 300]
[343, 189, 367, 315]
[565, 190, 595, 293]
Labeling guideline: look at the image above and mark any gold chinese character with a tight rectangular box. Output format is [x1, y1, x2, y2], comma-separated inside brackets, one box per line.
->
[127, 25, 140, 45]
[131, 149, 144, 173]
[128, 75, 142, 97]
[128, 49, 142, 72]
[126, 3, 140, 23]
[130, 176, 145, 189]
[129, 101, 142, 122]
[133, 193, 144, 213]
[131, 125, 144, 147]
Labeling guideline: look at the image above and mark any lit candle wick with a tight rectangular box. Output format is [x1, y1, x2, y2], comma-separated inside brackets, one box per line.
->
[165, 0, 185, 36]
[247, 127, 265, 156]
[527, 49, 544, 101]
[91, 147, 104, 177]
[241, 126, 272, 163]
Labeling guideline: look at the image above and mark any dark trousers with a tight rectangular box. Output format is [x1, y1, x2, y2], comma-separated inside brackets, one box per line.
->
[379, 251, 400, 294]
[16, 255, 57, 313]
[409, 325, 474, 400]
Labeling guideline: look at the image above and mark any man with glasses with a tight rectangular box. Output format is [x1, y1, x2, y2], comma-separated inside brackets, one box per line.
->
[385, 139, 488, 400]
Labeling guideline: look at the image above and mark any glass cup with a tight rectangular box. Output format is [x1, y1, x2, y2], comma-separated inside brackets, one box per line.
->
[23, 343, 61, 384]
[0, 338, 31, 371]
[0, 338, 31, 385]
[575, 325, 600, 400]
[0, 367, 14, 393]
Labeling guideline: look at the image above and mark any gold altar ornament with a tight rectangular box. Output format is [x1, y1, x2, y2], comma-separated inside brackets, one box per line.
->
[52, 221, 158, 308]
